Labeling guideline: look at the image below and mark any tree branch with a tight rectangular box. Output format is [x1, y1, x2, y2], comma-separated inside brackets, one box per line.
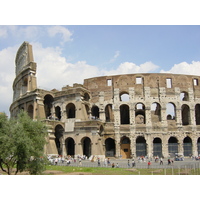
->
[0, 159, 8, 174]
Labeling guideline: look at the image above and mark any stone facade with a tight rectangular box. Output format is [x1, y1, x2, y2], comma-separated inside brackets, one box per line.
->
[10, 42, 200, 159]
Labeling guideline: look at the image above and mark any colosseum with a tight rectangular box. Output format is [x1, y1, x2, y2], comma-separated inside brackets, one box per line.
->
[10, 41, 200, 159]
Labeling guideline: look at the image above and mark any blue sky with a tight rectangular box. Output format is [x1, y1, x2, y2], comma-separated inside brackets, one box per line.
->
[1, 25, 200, 115]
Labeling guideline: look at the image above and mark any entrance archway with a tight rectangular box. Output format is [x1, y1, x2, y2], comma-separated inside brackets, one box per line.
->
[183, 136, 192, 157]
[65, 137, 75, 156]
[105, 138, 115, 157]
[136, 136, 147, 157]
[54, 125, 64, 155]
[153, 138, 162, 157]
[168, 137, 178, 156]
[82, 137, 91, 158]
[120, 137, 131, 159]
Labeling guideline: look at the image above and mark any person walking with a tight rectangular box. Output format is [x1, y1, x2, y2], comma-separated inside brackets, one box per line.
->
[148, 161, 151, 168]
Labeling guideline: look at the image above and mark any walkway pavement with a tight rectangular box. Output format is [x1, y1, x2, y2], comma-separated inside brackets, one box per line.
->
[56, 157, 200, 169]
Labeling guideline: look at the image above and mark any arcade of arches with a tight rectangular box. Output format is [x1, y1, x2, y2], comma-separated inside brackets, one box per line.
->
[54, 124, 200, 159]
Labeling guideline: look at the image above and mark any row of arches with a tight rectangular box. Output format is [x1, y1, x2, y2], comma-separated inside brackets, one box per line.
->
[120, 91, 190, 102]
[118, 136, 200, 158]
[93, 102, 200, 126]
[54, 124, 200, 158]
[43, 94, 89, 120]
[43, 94, 200, 126]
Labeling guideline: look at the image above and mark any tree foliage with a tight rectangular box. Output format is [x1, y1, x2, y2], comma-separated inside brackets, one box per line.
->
[0, 111, 48, 175]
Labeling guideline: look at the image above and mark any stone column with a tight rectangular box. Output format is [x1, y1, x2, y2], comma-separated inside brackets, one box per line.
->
[192, 137, 198, 156]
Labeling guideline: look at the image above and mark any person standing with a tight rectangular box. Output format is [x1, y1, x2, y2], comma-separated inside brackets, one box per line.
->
[79, 158, 82, 166]
[128, 160, 130, 168]
[132, 159, 135, 167]
[97, 158, 100, 166]
[160, 157, 163, 165]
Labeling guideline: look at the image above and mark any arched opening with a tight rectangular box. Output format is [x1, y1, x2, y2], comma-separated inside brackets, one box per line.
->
[91, 105, 99, 119]
[66, 103, 76, 118]
[120, 136, 131, 159]
[197, 138, 200, 156]
[120, 104, 130, 124]
[135, 103, 145, 124]
[195, 104, 200, 125]
[65, 137, 75, 156]
[166, 103, 176, 120]
[83, 93, 90, 101]
[120, 92, 129, 102]
[136, 136, 147, 157]
[183, 136, 192, 157]
[105, 104, 114, 122]
[180, 91, 189, 101]
[181, 104, 190, 125]
[105, 138, 116, 157]
[27, 105, 33, 119]
[153, 138, 162, 157]
[54, 125, 64, 155]
[82, 137, 91, 158]
[55, 106, 61, 120]
[151, 102, 161, 122]
[168, 137, 178, 156]
[44, 94, 54, 118]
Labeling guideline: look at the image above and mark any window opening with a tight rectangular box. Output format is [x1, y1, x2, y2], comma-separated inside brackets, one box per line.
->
[107, 79, 112, 86]
[194, 78, 198, 86]
[180, 92, 189, 101]
[166, 103, 176, 120]
[136, 77, 142, 84]
[120, 93, 129, 102]
[166, 78, 172, 88]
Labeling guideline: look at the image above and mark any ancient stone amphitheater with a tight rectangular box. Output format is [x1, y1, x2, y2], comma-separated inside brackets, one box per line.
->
[10, 42, 200, 159]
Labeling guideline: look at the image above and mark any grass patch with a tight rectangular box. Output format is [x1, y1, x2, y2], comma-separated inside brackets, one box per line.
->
[44, 165, 200, 175]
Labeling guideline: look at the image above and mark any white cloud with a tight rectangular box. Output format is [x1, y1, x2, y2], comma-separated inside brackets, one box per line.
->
[47, 26, 73, 45]
[109, 51, 120, 63]
[160, 61, 200, 76]
[0, 46, 18, 115]
[103, 61, 160, 75]
[33, 43, 99, 89]
[0, 26, 73, 46]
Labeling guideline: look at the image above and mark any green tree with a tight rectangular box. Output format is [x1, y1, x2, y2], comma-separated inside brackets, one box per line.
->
[0, 111, 48, 175]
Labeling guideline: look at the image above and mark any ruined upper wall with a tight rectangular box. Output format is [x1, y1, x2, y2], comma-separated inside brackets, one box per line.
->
[83, 73, 200, 102]
[15, 41, 35, 76]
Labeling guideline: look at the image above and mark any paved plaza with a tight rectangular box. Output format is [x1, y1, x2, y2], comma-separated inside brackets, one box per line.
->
[55, 157, 200, 170]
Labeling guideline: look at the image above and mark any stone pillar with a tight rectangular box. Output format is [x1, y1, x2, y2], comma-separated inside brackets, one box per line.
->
[192, 137, 198, 156]
[162, 138, 169, 158]
[114, 125, 120, 158]
[131, 137, 136, 159]
[75, 136, 83, 157]
[146, 134, 152, 159]
[178, 140, 184, 154]
[62, 137, 66, 158]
